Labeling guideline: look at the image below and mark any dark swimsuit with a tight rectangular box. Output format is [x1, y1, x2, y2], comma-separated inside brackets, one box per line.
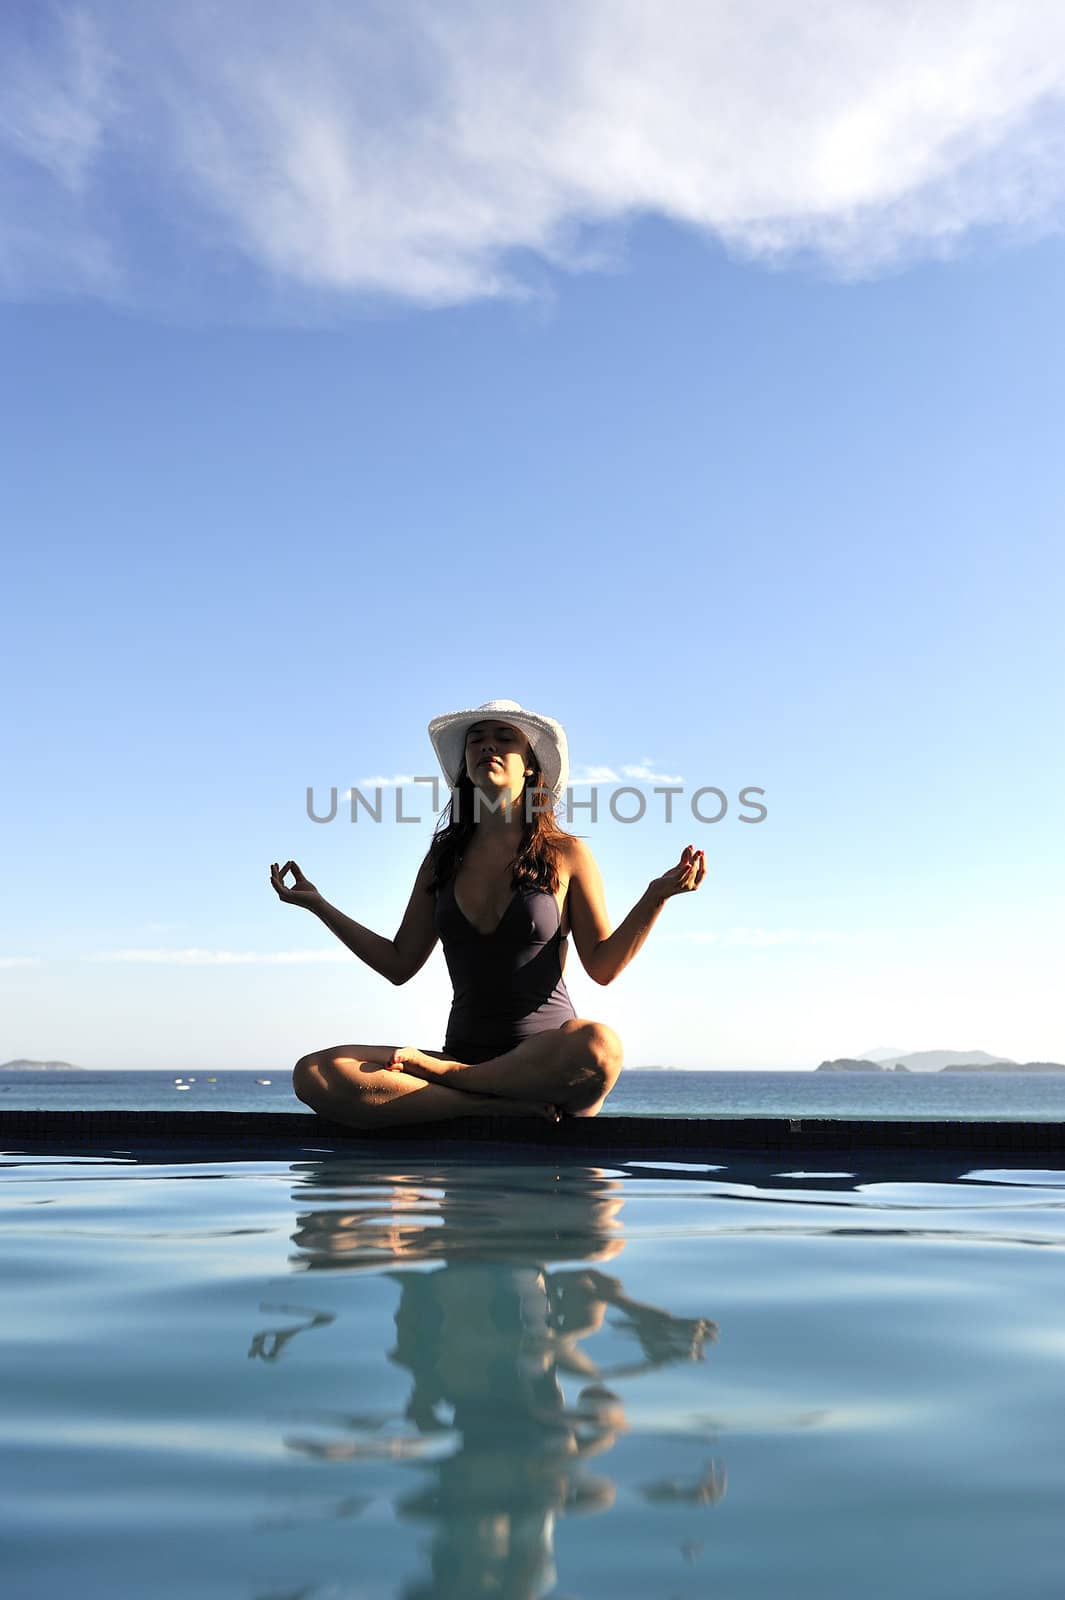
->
[433, 876, 578, 1063]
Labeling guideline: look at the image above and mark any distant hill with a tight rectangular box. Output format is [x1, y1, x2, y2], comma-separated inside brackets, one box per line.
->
[877, 1049, 1017, 1072]
[0, 1058, 84, 1072]
[857, 1046, 910, 1062]
[818, 1055, 1063, 1074]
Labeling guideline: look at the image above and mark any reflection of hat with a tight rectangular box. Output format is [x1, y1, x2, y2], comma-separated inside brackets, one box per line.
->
[428, 699, 569, 807]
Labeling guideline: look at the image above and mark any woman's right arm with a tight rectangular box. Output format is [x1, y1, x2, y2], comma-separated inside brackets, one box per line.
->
[269, 856, 438, 985]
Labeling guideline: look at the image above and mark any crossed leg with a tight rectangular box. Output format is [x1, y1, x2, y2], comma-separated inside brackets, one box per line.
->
[293, 1020, 623, 1131]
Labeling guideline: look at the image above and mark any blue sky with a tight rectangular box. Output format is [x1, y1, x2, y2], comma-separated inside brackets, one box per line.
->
[3, 2, 1064, 1070]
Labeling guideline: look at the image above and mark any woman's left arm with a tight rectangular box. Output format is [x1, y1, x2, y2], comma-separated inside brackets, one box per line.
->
[566, 838, 706, 986]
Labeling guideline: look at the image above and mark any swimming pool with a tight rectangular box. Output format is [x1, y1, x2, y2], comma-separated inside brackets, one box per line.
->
[3, 1147, 1064, 1599]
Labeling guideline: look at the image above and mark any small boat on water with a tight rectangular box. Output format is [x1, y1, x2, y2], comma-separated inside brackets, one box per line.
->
[255, 1078, 272, 1086]
[175, 1084, 191, 1092]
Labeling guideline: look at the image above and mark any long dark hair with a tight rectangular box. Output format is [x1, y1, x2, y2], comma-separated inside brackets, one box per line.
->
[426, 756, 570, 895]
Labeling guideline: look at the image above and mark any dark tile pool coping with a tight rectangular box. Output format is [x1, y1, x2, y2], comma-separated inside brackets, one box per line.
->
[2, 1109, 1063, 1162]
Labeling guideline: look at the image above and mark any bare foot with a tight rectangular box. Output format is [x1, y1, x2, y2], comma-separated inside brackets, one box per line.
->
[512, 1100, 562, 1124]
[474, 1098, 561, 1123]
[387, 1046, 457, 1081]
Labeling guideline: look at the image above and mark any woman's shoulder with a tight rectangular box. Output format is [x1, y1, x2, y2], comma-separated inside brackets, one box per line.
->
[557, 833, 597, 878]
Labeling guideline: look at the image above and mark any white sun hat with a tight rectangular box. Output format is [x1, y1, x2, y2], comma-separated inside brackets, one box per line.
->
[427, 698, 569, 807]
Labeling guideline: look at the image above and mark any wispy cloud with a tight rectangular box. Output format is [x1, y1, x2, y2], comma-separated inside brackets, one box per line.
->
[571, 761, 685, 784]
[675, 928, 849, 947]
[0, 956, 43, 968]
[3, 9, 112, 189]
[350, 775, 419, 791]
[346, 764, 683, 787]
[4, 1, 1065, 313]
[1, 6, 119, 296]
[91, 948, 350, 965]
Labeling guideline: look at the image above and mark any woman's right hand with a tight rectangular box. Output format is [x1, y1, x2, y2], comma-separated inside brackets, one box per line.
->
[270, 860, 321, 909]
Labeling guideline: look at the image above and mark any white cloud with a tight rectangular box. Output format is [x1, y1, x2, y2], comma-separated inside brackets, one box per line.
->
[621, 762, 685, 785]
[91, 947, 350, 965]
[4, 2, 1065, 311]
[0, 956, 43, 968]
[569, 764, 621, 783]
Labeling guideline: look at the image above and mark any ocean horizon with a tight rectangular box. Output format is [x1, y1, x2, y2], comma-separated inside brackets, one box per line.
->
[4, 1068, 1065, 1121]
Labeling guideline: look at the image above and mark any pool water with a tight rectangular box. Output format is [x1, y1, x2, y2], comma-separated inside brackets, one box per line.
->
[3, 1149, 1064, 1599]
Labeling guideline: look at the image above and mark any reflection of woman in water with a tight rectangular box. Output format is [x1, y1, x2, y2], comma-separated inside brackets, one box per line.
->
[393, 1267, 623, 1600]
[270, 698, 705, 1128]
[266, 1163, 716, 1600]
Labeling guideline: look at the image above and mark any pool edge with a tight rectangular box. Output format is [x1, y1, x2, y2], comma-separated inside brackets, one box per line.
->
[2, 1108, 1063, 1161]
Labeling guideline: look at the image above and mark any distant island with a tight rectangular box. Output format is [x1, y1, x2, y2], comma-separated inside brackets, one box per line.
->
[818, 1059, 914, 1072]
[818, 1056, 1065, 1074]
[0, 1059, 84, 1072]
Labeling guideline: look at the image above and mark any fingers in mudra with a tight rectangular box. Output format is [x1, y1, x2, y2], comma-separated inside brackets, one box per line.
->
[270, 860, 317, 901]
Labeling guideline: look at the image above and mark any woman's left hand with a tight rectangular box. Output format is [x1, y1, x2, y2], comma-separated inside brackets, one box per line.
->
[651, 844, 707, 900]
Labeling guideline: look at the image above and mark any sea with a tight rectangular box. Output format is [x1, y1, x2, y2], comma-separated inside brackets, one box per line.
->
[3, 1068, 1065, 1120]
[5, 1136, 1065, 1597]
[5, 1074, 1065, 1597]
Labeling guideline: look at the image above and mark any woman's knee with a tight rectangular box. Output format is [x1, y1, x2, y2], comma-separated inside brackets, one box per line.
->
[292, 1053, 324, 1109]
[292, 1049, 405, 1126]
[564, 1019, 624, 1098]
[293, 1049, 362, 1111]
[591, 1021, 623, 1069]
[568, 1018, 622, 1065]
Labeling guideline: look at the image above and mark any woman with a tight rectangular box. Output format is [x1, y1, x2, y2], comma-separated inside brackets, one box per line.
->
[270, 698, 705, 1128]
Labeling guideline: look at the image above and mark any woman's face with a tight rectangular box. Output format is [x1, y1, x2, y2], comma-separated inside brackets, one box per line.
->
[464, 721, 534, 807]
